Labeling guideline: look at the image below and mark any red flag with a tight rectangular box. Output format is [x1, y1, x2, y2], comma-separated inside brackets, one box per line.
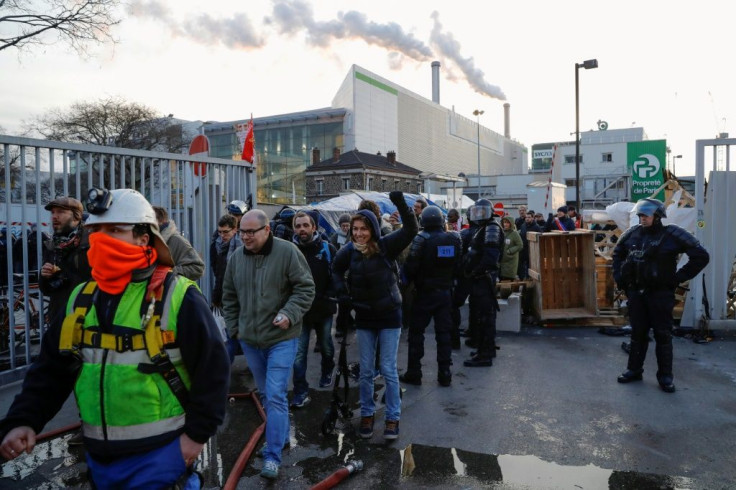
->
[241, 116, 254, 163]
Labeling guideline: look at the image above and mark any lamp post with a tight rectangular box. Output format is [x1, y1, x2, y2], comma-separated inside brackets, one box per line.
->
[473, 109, 484, 199]
[575, 59, 598, 212]
[672, 154, 682, 176]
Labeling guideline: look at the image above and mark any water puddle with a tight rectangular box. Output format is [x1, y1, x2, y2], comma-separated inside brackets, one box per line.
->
[1, 395, 697, 489]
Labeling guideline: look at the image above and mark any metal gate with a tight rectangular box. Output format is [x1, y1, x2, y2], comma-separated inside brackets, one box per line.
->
[683, 137, 736, 329]
[1, 134, 255, 381]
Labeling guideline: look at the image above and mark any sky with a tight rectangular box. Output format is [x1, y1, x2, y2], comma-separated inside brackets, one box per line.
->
[1, 0, 734, 177]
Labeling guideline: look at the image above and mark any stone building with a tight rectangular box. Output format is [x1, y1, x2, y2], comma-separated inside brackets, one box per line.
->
[305, 147, 422, 203]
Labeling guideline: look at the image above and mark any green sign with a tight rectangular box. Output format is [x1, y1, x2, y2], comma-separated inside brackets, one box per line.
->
[627, 140, 666, 201]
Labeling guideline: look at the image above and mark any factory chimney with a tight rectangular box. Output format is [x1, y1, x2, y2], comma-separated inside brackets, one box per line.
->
[431, 61, 440, 104]
[503, 103, 511, 139]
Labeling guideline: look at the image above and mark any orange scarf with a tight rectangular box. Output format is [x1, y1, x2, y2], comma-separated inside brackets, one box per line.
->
[87, 232, 158, 294]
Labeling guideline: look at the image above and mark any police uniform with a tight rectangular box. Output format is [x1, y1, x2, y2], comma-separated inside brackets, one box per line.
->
[402, 206, 461, 386]
[613, 199, 709, 392]
[462, 200, 504, 367]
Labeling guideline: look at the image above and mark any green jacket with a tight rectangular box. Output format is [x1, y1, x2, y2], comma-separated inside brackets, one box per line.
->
[222, 234, 315, 349]
[160, 221, 205, 281]
[500, 219, 523, 280]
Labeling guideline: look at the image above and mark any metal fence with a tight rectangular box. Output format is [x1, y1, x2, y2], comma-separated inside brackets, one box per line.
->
[1, 134, 255, 383]
[685, 137, 736, 329]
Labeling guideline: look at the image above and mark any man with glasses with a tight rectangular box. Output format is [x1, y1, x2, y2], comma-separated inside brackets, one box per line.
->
[222, 209, 314, 480]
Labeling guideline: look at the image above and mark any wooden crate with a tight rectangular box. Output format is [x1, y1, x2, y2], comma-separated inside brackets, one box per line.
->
[596, 256, 615, 309]
[528, 231, 597, 320]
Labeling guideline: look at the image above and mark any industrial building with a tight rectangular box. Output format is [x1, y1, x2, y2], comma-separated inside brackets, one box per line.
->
[204, 63, 528, 205]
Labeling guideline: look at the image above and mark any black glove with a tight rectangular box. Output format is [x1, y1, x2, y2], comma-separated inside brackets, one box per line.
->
[389, 190, 404, 205]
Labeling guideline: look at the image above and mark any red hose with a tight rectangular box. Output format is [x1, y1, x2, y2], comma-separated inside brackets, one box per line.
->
[310, 467, 350, 490]
[310, 460, 364, 490]
[37, 422, 81, 443]
[222, 392, 266, 490]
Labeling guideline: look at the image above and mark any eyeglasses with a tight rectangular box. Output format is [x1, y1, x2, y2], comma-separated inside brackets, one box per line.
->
[239, 225, 266, 237]
[217, 228, 234, 235]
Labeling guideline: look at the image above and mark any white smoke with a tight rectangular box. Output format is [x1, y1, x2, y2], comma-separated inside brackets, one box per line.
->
[429, 11, 506, 101]
[267, 0, 432, 61]
[127, 0, 264, 49]
[127, 1, 505, 101]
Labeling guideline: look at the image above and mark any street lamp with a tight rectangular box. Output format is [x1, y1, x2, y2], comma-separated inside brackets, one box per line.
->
[672, 154, 682, 176]
[473, 109, 484, 199]
[575, 58, 598, 212]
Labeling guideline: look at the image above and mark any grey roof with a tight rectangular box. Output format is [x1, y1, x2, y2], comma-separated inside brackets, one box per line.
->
[306, 149, 421, 176]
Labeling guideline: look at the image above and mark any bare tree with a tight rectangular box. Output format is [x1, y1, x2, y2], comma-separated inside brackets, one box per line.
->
[26, 96, 187, 152]
[0, 0, 120, 55]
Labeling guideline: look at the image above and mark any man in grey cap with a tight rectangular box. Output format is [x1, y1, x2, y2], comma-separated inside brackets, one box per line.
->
[40, 196, 92, 328]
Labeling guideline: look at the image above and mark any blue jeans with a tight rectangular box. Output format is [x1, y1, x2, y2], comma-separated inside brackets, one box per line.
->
[241, 337, 298, 465]
[293, 315, 335, 395]
[86, 437, 200, 489]
[356, 328, 401, 421]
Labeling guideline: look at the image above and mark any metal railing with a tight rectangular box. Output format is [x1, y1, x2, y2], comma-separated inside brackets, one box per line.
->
[1, 134, 255, 382]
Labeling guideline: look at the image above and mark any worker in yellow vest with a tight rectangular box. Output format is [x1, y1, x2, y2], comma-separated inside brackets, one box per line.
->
[0, 188, 229, 489]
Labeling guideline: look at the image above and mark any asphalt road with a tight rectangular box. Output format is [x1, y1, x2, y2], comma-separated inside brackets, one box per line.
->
[1, 308, 735, 489]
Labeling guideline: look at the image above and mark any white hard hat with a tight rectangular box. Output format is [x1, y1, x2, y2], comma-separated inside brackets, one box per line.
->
[84, 189, 173, 266]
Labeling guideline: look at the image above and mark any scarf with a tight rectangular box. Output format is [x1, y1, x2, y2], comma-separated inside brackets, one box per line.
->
[87, 232, 158, 294]
[352, 241, 378, 257]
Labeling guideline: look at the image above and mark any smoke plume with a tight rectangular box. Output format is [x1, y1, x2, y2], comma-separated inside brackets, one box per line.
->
[429, 11, 506, 101]
[128, 0, 265, 49]
[127, 1, 505, 101]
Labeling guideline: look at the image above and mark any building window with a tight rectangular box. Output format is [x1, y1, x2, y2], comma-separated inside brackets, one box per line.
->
[565, 179, 577, 188]
[381, 178, 387, 190]
[367, 177, 373, 191]
[416, 182, 422, 194]
[564, 155, 582, 164]
[394, 180, 400, 190]
[342, 177, 350, 190]
[602, 152, 613, 162]
[317, 180, 324, 196]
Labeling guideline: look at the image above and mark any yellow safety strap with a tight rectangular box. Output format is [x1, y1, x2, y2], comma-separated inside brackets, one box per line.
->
[80, 329, 146, 352]
[59, 282, 99, 354]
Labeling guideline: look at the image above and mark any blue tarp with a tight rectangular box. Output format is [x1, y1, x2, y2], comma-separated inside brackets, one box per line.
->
[284, 191, 442, 235]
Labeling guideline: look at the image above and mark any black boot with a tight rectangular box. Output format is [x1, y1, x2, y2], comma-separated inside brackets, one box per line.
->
[438, 368, 452, 387]
[463, 353, 492, 367]
[399, 370, 422, 386]
[617, 340, 647, 383]
[655, 343, 676, 393]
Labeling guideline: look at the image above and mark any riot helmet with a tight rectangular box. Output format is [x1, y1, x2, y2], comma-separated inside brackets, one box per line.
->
[633, 198, 666, 219]
[278, 207, 296, 223]
[420, 205, 445, 229]
[469, 199, 493, 224]
[227, 200, 247, 216]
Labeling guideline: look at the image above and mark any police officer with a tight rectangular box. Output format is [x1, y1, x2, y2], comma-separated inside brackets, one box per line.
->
[272, 207, 296, 241]
[461, 199, 504, 367]
[400, 206, 461, 387]
[453, 206, 479, 348]
[613, 198, 709, 393]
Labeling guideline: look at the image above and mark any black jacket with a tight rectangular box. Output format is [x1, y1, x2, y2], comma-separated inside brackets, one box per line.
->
[39, 228, 92, 327]
[332, 192, 418, 329]
[612, 222, 709, 291]
[294, 234, 337, 322]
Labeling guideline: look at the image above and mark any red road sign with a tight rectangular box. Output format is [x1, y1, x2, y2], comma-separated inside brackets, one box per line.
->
[188, 135, 210, 177]
[493, 202, 505, 217]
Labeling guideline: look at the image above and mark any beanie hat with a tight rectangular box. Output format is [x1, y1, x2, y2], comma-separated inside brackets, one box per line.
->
[557, 206, 569, 214]
[338, 213, 351, 225]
